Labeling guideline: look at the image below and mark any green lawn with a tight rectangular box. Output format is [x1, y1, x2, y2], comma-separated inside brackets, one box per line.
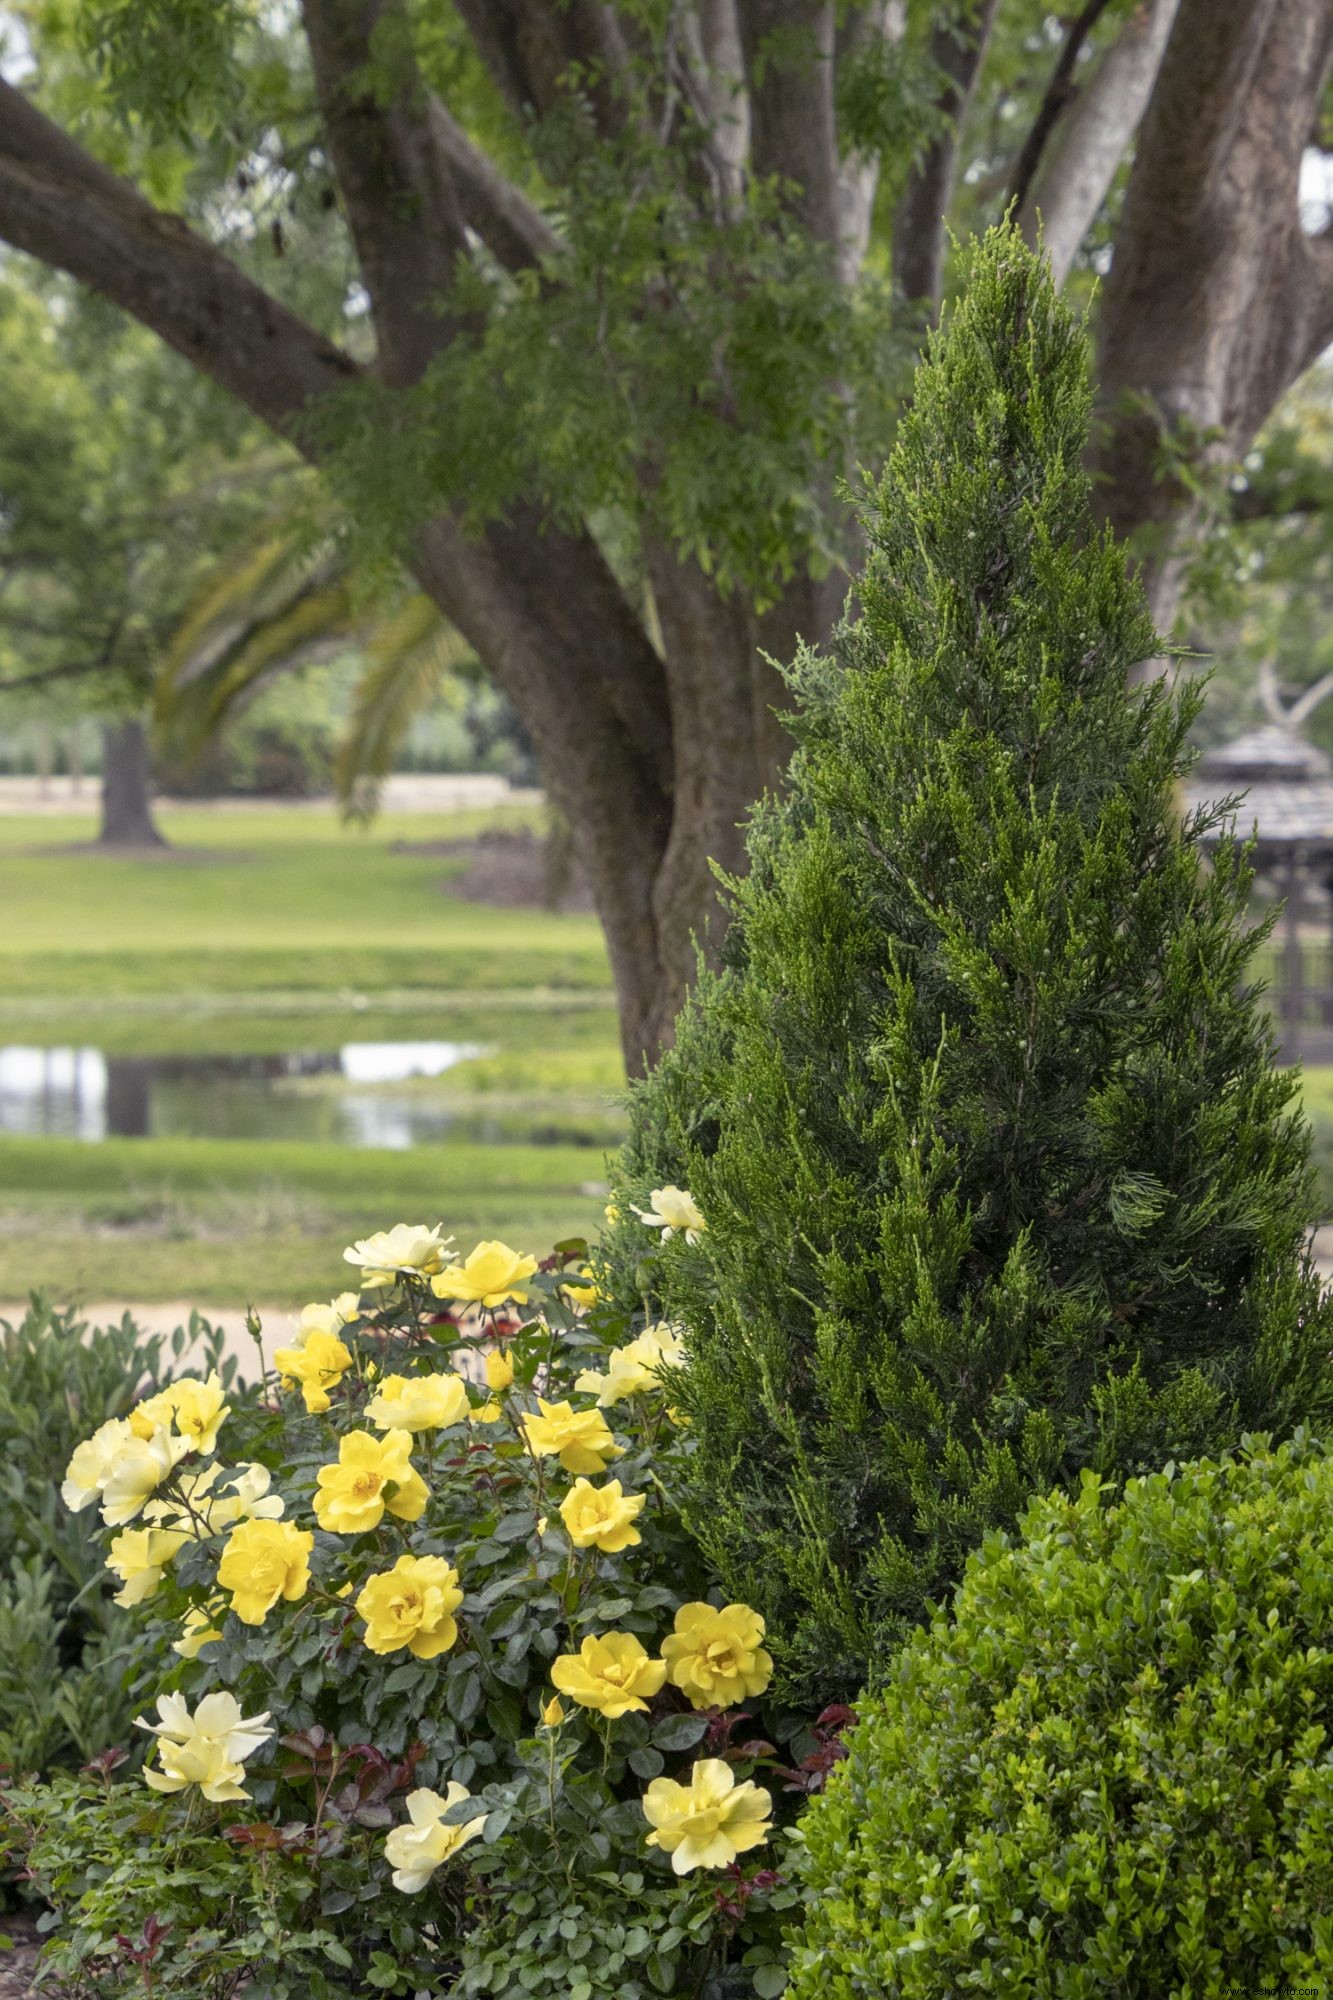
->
[0, 800, 623, 1305]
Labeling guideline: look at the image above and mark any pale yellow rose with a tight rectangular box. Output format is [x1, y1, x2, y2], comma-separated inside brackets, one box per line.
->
[105, 1525, 188, 1607]
[356, 1554, 463, 1659]
[431, 1240, 538, 1307]
[661, 1602, 773, 1710]
[344, 1224, 452, 1288]
[313, 1429, 428, 1533]
[519, 1398, 622, 1476]
[385, 1784, 485, 1892]
[550, 1632, 667, 1718]
[643, 1760, 772, 1874]
[62, 1417, 135, 1513]
[136, 1691, 272, 1804]
[575, 1323, 687, 1406]
[558, 1477, 646, 1553]
[131, 1372, 230, 1455]
[99, 1428, 193, 1528]
[216, 1517, 314, 1625]
[632, 1185, 705, 1245]
[273, 1328, 354, 1415]
[365, 1371, 470, 1433]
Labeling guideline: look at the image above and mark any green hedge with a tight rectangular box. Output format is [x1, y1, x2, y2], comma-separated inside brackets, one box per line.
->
[0, 1299, 230, 1784]
[788, 1434, 1333, 1997]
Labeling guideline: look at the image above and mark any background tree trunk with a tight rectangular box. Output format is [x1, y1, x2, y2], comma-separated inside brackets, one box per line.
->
[99, 718, 166, 848]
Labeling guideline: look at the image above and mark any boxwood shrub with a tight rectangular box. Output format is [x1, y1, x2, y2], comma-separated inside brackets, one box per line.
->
[788, 1433, 1333, 1997]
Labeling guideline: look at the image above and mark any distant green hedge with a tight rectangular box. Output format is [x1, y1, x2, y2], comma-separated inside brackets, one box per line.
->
[0, 1300, 230, 1790]
[789, 1435, 1333, 1998]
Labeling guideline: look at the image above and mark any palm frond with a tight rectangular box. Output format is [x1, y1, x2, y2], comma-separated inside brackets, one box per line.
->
[336, 596, 478, 818]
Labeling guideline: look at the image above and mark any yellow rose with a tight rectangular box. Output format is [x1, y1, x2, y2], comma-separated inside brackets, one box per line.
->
[131, 1372, 230, 1455]
[642, 1760, 772, 1874]
[216, 1517, 314, 1625]
[99, 1428, 193, 1528]
[519, 1398, 623, 1476]
[550, 1632, 667, 1719]
[484, 1348, 515, 1393]
[559, 1477, 646, 1554]
[173, 1602, 225, 1659]
[62, 1416, 135, 1513]
[631, 1185, 705, 1245]
[574, 1323, 687, 1407]
[384, 1784, 485, 1893]
[289, 1294, 360, 1346]
[562, 1266, 600, 1308]
[344, 1224, 453, 1288]
[470, 1400, 505, 1425]
[356, 1554, 463, 1659]
[273, 1329, 354, 1415]
[136, 1691, 272, 1804]
[145, 1458, 286, 1536]
[105, 1525, 188, 1607]
[661, 1602, 773, 1710]
[365, 1371, 470, 1433]
[540, 1694, 566, 1729]
[313, 1429, 428, 1534]
[432, 1240, 539, 1307]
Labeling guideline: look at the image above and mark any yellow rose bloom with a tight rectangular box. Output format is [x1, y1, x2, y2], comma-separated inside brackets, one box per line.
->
[137, 1690, 272, 1804]
[484, 1348, 515, 1393]
[273, 1328, 354, 1415]
[131, 1372, 231, 1455]
[365, 1371, 470, 1433]
[62, 1416, 135, 1513]
[105, 1525, 188, 1607]
[559, 1477, 646, 1553]
[289, 1293, 361, 1347]
[470, 1400, 505, 1424]
[540, 1694, 566, 1729]
[519, 1398, 623, 1475]
[173, 1602, 225, 1659]
[661, 1602, 774, 1710]
[344, 1224, 452, 1288]
[356, 1553, 463, 1659]
[642, 1760, 772, 1875]
[146, 1458, 286, 1537]
[562, 1265, 600, 1308]
[632, 1185, 706, 1245]
[313, 1428, 428, 1533]
[99, 1428, 193, 1528]
[432, 1239, 539, 1307]
[574, 1323, 687, 1407]
[384, 1783, 485, 1893]
[216, 1517, 314, 1625]
[550, 1632, 667, 1718]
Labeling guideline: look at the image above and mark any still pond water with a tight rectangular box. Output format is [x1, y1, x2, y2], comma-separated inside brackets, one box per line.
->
[0, 1042, 502, 1150]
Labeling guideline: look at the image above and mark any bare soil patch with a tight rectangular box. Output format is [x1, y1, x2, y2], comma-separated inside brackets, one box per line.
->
[394, 827, 593, 912]
[0, 1915, 48, 1999]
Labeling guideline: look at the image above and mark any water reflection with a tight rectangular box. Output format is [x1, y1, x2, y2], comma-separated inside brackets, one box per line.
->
[0, 1042, 491, 1150]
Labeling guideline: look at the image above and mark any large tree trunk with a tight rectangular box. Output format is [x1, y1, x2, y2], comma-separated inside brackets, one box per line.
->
[99, 718, 166, 848]
[1091, 0, 1333, 631]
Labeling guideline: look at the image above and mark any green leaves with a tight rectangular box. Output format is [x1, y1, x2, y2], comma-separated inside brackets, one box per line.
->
[789, 1433, 1333, 1999]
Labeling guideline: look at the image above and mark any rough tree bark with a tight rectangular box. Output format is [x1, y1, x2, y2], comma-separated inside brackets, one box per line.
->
[0, 2, 1330, 1062]
[99, 716, 166, 848]
[1089, 0, 1333, 629]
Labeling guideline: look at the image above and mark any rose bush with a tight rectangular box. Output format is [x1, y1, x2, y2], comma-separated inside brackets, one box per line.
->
[2, 1219, 827, 1998]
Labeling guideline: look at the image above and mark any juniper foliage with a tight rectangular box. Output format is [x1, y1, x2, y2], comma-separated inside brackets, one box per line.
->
[611, 229, 1333, 1704]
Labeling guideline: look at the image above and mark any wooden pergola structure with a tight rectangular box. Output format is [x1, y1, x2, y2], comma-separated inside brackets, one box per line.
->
[1187, 726, 1333, 1060]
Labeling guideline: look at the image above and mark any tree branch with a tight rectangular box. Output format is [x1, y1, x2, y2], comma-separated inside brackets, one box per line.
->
[300, 0, 472, 385]
[893, 0, 1000, 307]
[426, 97, 562, 272]
[1006, 0, 1116, 220]
[453, 1, 634, 135]
[735, 1, 840, 243]
[0, 80, 360, 438]
[1016, 0, 1180, 288]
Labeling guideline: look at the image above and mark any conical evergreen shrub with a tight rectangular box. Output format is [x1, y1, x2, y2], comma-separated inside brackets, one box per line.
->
[608, 228, 1333, 1705]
